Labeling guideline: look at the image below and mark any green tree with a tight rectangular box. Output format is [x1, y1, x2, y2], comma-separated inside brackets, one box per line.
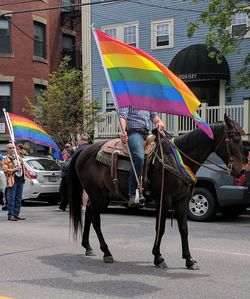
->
[25, 56, 101, 149]
[187, 0, 250, 89]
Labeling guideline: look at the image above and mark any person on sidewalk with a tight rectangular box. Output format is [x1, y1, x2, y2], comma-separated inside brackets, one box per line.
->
[55, 148, 75, 212]
[0, 153, 6, 210]
[2, 143, 33, 221]
[118, 107, 165, 207]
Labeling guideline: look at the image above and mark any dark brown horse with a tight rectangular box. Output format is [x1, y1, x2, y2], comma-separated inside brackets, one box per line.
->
[68, 115, 246, 269]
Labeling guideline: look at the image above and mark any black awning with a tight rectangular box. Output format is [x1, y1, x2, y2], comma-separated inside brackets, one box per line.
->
[169, 44, 230, 81]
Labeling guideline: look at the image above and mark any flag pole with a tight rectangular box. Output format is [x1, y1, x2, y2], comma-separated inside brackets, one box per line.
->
[3, 108, 21, 167]
[92, 27, 141, 191]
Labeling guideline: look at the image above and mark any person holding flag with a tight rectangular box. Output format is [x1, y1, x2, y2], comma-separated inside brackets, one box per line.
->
[2, 143, 34, 221]
[119, 107, 165, 206]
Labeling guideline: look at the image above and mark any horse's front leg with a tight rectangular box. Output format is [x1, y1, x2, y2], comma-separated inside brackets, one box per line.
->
[81, 206, 96, 256]
[152, 197, 168, 268]
[91, 211, 114, 263]
[174, 201, 199, 270]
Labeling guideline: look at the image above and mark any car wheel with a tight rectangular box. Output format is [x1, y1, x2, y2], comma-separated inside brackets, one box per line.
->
[220, 206, 246, 218]
[187, 187, 217, 222]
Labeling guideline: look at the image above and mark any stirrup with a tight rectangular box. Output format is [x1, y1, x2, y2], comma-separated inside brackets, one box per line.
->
[128, 196, 144, 208]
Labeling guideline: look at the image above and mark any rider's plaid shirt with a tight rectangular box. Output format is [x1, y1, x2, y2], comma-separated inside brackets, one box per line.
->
[118, 107, 158, 130]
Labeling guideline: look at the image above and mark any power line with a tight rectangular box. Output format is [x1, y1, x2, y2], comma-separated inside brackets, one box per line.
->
[126, 0, 203, 14]
[0, 0, 122, 16]
[4, 15, 81, 50]
[90, 10, 202, 41]
[2, 0, 204, 52]
[0, 0, 41, 7]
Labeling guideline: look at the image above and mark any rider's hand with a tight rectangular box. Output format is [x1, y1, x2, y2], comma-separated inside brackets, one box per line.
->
[156, 121, 165, 131]
[120, 131, 128, 143]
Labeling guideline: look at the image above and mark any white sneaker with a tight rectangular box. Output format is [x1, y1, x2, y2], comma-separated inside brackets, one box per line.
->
[81, 205, 86, 214]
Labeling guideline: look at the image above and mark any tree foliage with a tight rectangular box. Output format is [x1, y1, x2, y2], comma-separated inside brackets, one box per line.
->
[187, 0, 250, 89]
[24, 56, 101, 149]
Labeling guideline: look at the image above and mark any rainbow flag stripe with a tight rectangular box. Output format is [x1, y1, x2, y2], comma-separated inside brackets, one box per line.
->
[171, 138, 196, 182]
[8, 113, 62, 159]
[93, 29, 213, 139]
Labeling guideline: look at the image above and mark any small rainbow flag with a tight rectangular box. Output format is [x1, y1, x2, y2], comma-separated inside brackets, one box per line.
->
[8, 113, 63, 160]
[171, 138, 196, 182]
[93, 28, 213, 139]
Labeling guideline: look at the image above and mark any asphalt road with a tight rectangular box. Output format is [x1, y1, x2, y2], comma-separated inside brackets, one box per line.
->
[0, 204, 250, 299]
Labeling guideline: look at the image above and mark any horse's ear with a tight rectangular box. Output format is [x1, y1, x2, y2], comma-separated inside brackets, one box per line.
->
[224, 114, 233, 128]
[224, 114, 245, 135]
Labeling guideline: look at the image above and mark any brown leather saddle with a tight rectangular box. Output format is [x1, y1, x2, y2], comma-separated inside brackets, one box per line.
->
[96, 135, 156, 196]
[100, 134, 156, 157]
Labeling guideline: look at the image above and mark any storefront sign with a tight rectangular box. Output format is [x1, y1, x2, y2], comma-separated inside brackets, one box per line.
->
[178, 73, 197, 80]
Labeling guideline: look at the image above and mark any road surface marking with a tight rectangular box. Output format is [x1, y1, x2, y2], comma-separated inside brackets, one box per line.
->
[191, 247, 250, 257]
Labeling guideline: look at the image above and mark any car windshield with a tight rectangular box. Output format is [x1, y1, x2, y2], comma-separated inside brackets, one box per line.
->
[26, 159, 60, 171]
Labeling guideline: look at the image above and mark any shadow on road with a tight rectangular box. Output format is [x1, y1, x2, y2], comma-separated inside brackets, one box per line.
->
[15, 253, 209, 297]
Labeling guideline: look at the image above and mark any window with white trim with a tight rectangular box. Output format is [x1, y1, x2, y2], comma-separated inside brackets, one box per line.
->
[103, 22, 139, 47]
[104, 28, 117, 39]
[151, 19, 174, 49]
[103, 89, 115, 112]
[231, 12, 249, 37]
[124, 25, 137, 47]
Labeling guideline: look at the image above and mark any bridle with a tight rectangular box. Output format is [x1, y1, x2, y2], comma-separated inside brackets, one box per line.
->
[156, 124, 241, 176]
[211, 127, 235, 175]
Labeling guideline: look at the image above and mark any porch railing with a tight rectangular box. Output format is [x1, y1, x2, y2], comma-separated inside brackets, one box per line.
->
[94, 102, 250, 140]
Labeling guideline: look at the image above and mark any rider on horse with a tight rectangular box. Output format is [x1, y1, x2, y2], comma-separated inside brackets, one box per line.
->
[118, 107, 165, 207]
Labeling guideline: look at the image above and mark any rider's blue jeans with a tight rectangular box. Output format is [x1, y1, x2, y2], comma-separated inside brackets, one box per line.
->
[128, 131, 147, 196]
[7, 181, 24, 217]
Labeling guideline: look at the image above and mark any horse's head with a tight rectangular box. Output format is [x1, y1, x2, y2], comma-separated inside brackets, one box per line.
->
[214, 114, 246, 178]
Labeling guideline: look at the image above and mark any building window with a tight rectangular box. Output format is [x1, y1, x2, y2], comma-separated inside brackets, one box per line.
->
[103, 89, 115, 112]
[61, 0, 74, 12]
[34, 22, 46, 58]
[0, 18, 11, 54]
[232, 12, 248, 37]
[104, 28, 117, 39]
[103, 22, 138, 47]
[34, 84, 46, 101]
[0, 83, 11, 114]
[151, 19, 174, 49]
[124, 25, 137, 47]
[62, 34, 75, 66]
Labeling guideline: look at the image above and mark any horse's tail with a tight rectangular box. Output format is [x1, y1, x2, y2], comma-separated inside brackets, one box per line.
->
[68, 150, 83, 239]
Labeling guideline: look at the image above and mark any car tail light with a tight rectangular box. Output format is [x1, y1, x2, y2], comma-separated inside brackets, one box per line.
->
[28, 170, 37, 179]
[234, 174, 246, 186]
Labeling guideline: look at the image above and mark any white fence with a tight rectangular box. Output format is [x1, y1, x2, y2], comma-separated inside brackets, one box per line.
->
[95, 102, 250, 139]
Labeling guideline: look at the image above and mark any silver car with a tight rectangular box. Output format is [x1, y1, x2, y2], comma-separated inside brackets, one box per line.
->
[1, 156, 61, 204]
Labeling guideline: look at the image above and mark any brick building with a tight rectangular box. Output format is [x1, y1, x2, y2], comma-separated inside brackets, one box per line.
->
[0, 0, 82, 144]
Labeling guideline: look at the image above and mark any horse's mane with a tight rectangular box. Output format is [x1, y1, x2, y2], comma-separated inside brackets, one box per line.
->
[174, 122, 224, 151]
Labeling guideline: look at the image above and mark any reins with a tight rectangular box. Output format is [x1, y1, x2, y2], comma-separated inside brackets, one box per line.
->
[155, 132, 165, 244]
[159, 129, 233, 176]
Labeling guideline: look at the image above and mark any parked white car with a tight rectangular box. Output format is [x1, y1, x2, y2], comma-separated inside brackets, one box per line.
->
[1, 156, 61, 204]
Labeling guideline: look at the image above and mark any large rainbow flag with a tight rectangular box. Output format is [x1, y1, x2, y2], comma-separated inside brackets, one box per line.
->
[7, 112, 63, 160]
[93, 29, 213, 139]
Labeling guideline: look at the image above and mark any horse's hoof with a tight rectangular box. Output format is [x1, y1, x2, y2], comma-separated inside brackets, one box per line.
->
[85, 249, 96, 256]
[103, 255, 114, 263]
[155, 260, 168, 269]
[186, 258, 200, 270]
[188, 261, 200, 270]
